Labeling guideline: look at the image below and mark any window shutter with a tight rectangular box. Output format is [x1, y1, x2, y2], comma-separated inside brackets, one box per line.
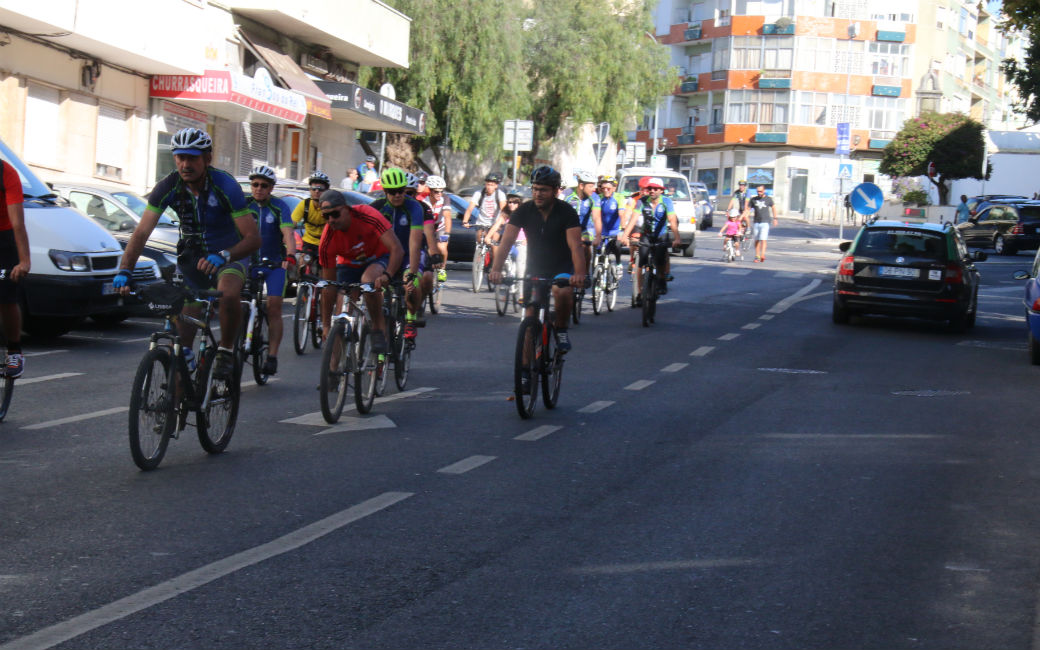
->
[25, 83, 60, 169]
[238, 122, 269, 176]
[96, 104, 127, 180]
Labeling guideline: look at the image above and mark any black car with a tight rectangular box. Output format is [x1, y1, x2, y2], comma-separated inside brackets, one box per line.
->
[445, 192, 479, 262]
[956, 200, 1040, 255]
[965, 194, 1029, 218]
[833, 220, 985, 331]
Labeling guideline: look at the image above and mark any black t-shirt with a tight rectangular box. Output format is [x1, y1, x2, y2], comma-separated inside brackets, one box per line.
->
[748, 194, 774, 223]
[732, 189, 747, 211]
[508, 198, 580, 274]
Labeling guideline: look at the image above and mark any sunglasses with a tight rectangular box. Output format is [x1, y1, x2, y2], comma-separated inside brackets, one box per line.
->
[385, 188, 406, 196]
[251, 182, 272, 189]
[507, 199, 521, 204]
[322, 209, 343, 219]
[310, 186, 326, 191]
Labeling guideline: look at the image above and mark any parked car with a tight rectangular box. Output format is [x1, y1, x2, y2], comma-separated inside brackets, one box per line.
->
[444, 193, 479, 262]
[50, 183, 179, 245]
[1013, 249, 1040, 364]
[956, 199, 1040, 255]
[690, 181, 714, 229]
[833, 219, 984, 331]
[965, 194, 1029, 218]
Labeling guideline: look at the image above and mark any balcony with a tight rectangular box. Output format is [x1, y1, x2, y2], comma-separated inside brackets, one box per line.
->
[871, 84, 901, 97]
[869, 130, 896, 149]
[677, 125, 697, 145]
[708, 122, 724, 134]
[876, 30, 906, 42]
[755, 124, 788, 143]
[762, 20, 795, 35]
[758, 69, 791, 89]
[678, 78, 699, 94]
[683, 23, 703, 41]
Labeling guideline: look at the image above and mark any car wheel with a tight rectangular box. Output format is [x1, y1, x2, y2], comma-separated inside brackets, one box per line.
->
[832, 296, 850, 324]
[22, 314, 81, 338]
[682, 241, 694, 257]
[1030, 330, 1040, 365]
[948, 310, 970, 333]
[994, 234, 1015, 255]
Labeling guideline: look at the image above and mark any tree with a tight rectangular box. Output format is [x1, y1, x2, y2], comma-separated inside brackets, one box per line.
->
[879, 112, 990, 206]
[997, 0, 1038, 123]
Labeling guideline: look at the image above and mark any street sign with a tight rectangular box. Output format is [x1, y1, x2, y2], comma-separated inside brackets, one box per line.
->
[835, 122, 850, 155]
[625, 141, 647, 163]
[838, 163, 852, 180]
[503, 119, 534, 152]
[596, 122, 610, 143]
[593, 143, 608, 163]
[849, 182, 884, 215]
[616, 148, 627, 166]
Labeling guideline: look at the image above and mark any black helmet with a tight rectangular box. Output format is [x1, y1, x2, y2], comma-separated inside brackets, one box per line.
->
[485, 172, 502, 183]
[530, 165, 561, 188]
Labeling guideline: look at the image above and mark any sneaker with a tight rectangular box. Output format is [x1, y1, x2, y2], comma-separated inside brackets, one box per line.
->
[261, 356, 278, 375]
[633, 294, 643, 308]
[213, 349, 234, 381]
[370, 330, 389, 354]
[404, 322, 417, 340]
[5, 353, 23, 379]
[754, 257, 762, 263]
[556, 329, 572, 353]
[666, 274, 674, 282]
[436, 269, 447, 282]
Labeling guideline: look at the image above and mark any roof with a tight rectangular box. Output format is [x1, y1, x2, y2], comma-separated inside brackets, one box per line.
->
[868, 220, 950, 233]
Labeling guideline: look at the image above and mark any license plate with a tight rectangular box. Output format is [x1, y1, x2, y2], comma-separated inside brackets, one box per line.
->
[102, 282, 116, 295]
[879, 266, 918, 278]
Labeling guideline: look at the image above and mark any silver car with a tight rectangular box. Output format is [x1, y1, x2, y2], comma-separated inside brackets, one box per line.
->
[50, 183, 180, 246]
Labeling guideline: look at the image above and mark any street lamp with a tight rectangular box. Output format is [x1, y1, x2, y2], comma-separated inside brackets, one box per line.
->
[839, 22, 859, 241]
[645, 31, 660, 156]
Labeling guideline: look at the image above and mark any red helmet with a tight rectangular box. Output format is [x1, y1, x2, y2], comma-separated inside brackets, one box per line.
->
[637, 176, 651, 189]
[643, 177, 665, 190]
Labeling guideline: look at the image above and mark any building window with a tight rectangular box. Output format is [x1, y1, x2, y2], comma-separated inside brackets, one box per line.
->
[797, 91, 828, 125]
[727, 89, 791, 125]
[712, 36, 731, 72]
[795, 37, 834, 72]
[864, 95, 907, 133]
[732, 36, 762, 69]
[95, 104, 128, 181]
[868, 42, 911, 77]
[24, 82, 61, 169]
[762, 35, 794, 69]
[238, 122, 269, 176]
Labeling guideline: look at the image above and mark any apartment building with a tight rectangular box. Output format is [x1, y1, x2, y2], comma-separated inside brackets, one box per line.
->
[637, 0, 1021, 215]
[0, 0, 423, 193]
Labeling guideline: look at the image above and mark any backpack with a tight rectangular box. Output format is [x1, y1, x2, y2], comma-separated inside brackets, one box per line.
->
[475, 188, 502, 221]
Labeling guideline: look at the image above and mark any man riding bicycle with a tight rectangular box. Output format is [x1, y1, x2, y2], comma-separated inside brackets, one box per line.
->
[462, 172, 506, 243]
[596, 175, 624, 277]
[564, 170, 602, 276]
[423, 175, 452, 283]
[246, 165, 296, 375]
[115, 127, 260, 380]
[620, 177, 681, 305]
[292, 170, 332, 272]
[489, 166, 585, 355]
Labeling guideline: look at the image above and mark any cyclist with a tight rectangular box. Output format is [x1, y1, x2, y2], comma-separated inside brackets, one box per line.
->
[564, 170, 602, 275]
[413, 170, 430, 203]
[291, 170, 332, 273]
[620, 177, 681, 305]
[424, 175, 452, 282]
[370, 168, 433, 341]
[114, 127, 260, 379]
[317, 190, 403, 355]
[596, 175, 624, 279]
[621, 176, 650, 285]
[720, 208, 743, 259]
[462, 172, 506, 244]
[727, 179, 749, 215]
[489, 166, 585, 358]
[0, 158, 30, 378]
[247, 165, 296, 375]
[486, 192, 527, 297]
[403, 172, 442, 311]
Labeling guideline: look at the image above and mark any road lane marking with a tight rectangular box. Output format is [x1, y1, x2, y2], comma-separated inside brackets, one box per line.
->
[661, 363, 687, 373]
[514, 425, 562, 441]
[759, 314, 774, 320]
[280, 387, 437, 426]
[120, 337, 154, 344]
[758, 368, 827, 374]
[315, 414, 396, 436]
[578, 401, 614, 413]
[240, 378, 280, 392]
[761, 433, 944, 440]
[21, 407, 129, 430]
[0, 491, 413, 650]
[690, 346, 715, 357]
[437, 455, 496, 475]
[721, 269, 751, 275]
[742, 323, 761, 330]
[718, 333, 740, 341]
[23, 350, 68, 358]
[625, 380, 655, 391]
[774, 271, 805, 278]
[17, 373, 82, 386]
[570, 558, 763, 575]
[767, 279, 823, 314]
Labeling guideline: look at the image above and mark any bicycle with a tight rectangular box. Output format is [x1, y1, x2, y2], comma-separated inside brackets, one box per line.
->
[638, 239, 672, 328]
[319, 281, 382, 422]
[494, 245, 522, 317]
[740, 227, 754, 255]
[127, 280, 242, 471]
[591, 238, 620, 314]
[292, 271, 324, 355]
[240, 258, 279, 385]
[376, 279, 412, 395]
[513, 275, 582, 419]
[427, 262, 445, 315]
[469, 226, 493, 293]
[723, 235, 739, 263]
[629, 237, 641, 308]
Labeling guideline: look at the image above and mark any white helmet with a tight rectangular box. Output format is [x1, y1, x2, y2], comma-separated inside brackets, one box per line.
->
[728, 208, 740, 218]
[404, 172, 420, 189]
[575, 170, 597, 184]
[426, 175, 446, 190]
[170, 127, 212, 155]
[249, 165, 277, 184]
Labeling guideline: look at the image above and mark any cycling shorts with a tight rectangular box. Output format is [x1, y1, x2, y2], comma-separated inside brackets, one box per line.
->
[179, 256, 249, 292]
[0, 230, 19, 304]
[251, 265, 287, 298]
[638, 240, 670, 269]
[335, 255, 389, 285]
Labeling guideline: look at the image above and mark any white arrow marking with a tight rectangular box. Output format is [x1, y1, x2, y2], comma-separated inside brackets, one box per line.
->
[314, 414, 396, 436]
[855, 185, 879, 210]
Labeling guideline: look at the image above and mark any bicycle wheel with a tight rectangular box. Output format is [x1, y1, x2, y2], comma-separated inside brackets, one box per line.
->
[310, 291, 323, 349]
[514, 316, 540, 419]
[375, 320, 390, 397]
[355, 323, 378, 414]
[642, 274, 655, 327]
[592, 264, 604, 315]
[494, 280, 509, 317]
[630, 249, 641, 307]
[319, 320, 350, 423]
[393, 319, 411, 392]
[572, 285, 583, 324]
[251, 307, 270, 385]
[606, 264, 618, 312]
[428, 279, 441, 314]
[196, 347, 240, 454]
[471, 245, 484, 293]
[293, 283, 310, 355]
[542, 323, 563, 409]
[128, 347, 176, 470]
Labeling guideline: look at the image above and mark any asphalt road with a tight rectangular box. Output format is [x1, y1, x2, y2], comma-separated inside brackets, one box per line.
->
[3, 220, 1040, 649]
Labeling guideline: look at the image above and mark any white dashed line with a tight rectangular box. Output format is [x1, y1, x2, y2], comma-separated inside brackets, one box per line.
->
[759, 314, 775, 320]
[21, 407, 129, 431]
[625, 380, 655, 391]
[741, 323, 761, 330]
[718, 333, 740, 341]
[437, 455, 497, 475]
[690, 346, 715, 357]
[661, 363, 687, 373]
[767, 279, 823, 314]
[514, 425, 562, 441]
[721, 269, 751, 275]
[578, 401, 614, 413]
[758, 368, 827, 374]
[774, 271, 805, 278]
[22, 350, 68, 358]
[17, 373, 82, 386]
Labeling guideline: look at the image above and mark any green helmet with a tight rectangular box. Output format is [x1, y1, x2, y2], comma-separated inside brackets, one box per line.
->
[381, 167, 408, 190]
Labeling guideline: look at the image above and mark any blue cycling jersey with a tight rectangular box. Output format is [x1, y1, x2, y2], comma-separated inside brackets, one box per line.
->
[147, 167, 253, 253]
[564, 190, 601, 231]
[371, 196, 426, 263]
[599, 195, 622, 237]
[248, 196, 293, 262]
[637, 196, 676, 239]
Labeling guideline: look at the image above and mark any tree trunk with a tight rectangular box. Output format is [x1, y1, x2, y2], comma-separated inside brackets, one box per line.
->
[928, 176, 950, 206]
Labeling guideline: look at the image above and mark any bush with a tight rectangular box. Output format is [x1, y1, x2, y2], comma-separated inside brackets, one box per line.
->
[901, 189, 930, 205]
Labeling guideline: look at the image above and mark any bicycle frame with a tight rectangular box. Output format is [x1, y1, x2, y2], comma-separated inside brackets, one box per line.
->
[147, 295, 221, 412]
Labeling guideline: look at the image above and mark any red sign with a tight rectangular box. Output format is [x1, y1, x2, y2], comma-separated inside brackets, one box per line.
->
[150, 70, 306, 125]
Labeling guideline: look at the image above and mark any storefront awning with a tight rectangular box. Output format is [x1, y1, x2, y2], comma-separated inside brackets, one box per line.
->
[238, 29, 332, 120]
[314, 81, 426, 136]
[150, 69, 307, 126]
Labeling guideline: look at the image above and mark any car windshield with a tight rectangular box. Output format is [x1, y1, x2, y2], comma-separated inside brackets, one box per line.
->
[0, 138, 55, 199]
[620, 175, 692, 200]
[111, 191, 178, 227]
[857, 229, 946, 260]
[1017, 206, 1040, 222]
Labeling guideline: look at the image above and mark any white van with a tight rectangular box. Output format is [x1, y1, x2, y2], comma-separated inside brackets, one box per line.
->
[616, 167, 697, 257]
[0, 138, 160, 336]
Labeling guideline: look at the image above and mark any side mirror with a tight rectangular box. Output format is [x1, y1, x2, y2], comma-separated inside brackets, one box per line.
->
[1013, 269, 1030, 280]
[120, 219, 136, 231]
[838, 241, 852, 252]
[973, 250, 987, 262]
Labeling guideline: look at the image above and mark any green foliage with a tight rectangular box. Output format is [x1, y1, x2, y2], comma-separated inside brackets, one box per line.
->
[879, 112, 989, 205]
[900, 189, 930, 205]
[1002, 37, 1040, 123]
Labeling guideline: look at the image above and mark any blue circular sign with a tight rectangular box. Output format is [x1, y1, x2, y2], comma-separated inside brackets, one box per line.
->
[849, 182, 884, 215]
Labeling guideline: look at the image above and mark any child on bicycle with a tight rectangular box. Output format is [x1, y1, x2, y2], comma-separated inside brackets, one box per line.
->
[720, 208, 743, 258]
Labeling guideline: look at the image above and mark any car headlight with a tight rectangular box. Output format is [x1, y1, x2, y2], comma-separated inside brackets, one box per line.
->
[49, 249, 90, 272]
